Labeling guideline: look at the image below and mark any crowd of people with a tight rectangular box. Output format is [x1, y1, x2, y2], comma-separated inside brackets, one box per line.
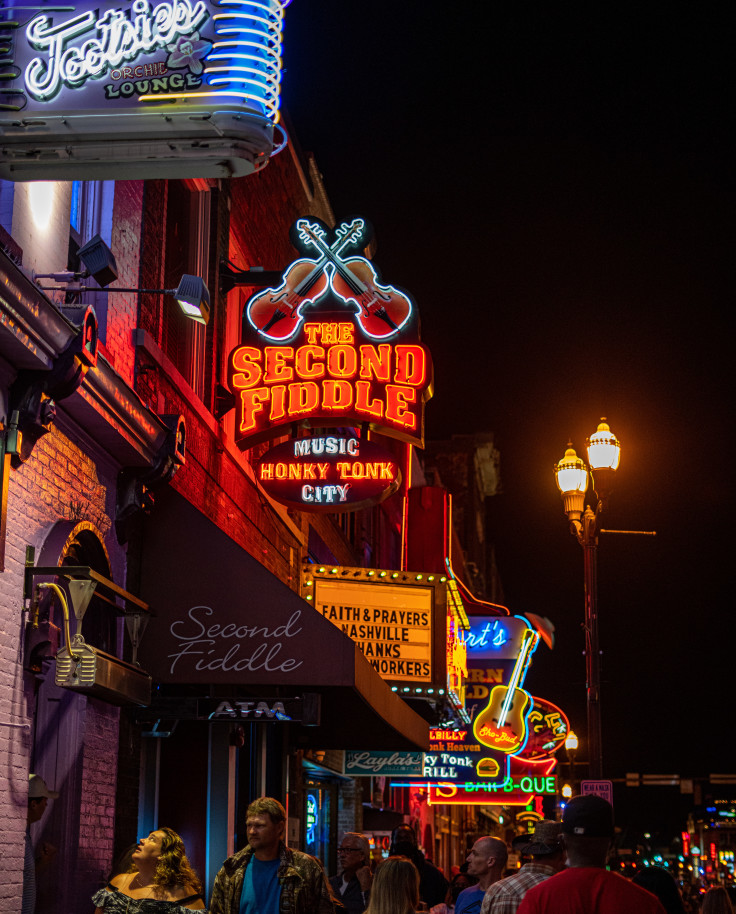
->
[24, 775, 735, 914]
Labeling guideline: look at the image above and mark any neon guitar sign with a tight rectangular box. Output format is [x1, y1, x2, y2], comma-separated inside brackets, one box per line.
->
[472, 627, 539, 760]
[245, 218, 413, 342]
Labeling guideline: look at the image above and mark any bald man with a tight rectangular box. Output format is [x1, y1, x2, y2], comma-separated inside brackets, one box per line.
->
[431, 837, 508, 914]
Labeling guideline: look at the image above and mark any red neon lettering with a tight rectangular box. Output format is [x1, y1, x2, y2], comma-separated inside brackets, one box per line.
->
[288, 382, 319, 414]
[354, 380, 384, 419]
[260, 463, 273, 479]
[269, 385, 287, 421]
[264, 347, 294, 383]
[326, 345, 357, 378]
[395, 345, 426, 385]
[295, 345, 325, 379]
[323, 380, 353, 410]
[385, 385, 417, 428]
[239, 388, 269, 432]
[359, 344, 391, 382]
[275, 464, 287, 479]
[231, 347, 262, 389]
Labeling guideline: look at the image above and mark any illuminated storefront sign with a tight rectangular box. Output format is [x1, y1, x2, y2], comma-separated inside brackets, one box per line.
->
[229, 218, 433, 449]
[401, 756, 557, 806]
[517, 697, 570, 761]
[302, 566, 464, 700]
[312, 577, 433, 682]
[0, 0, 291, 180]
[256, 434, 401, 511]
[472, 627, 538, 757]
[344, 750, 424, 777]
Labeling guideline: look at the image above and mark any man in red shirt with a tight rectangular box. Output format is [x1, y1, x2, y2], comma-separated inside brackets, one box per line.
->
[517, 795, 666, 914]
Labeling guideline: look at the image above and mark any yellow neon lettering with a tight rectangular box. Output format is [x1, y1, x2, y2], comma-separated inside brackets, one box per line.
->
[395, 345, 426, 385]
[231, 347, 262, 389]
[385, 385, 416, 427]
[239, 388, 269, 432]
[295, 345, 325, 379]
[264, 347, 294, 383]
[359, 344, 391, 382]
[354, 380, 383, 418]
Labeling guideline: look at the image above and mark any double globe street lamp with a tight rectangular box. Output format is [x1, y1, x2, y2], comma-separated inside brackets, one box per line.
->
[554, 419, 621, 781]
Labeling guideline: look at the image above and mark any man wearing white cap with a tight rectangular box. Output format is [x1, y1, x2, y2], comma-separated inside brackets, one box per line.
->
[23, 774, 59, 914]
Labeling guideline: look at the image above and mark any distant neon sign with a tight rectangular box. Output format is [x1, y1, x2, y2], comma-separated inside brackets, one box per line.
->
[472, 628, 538, 756]
[466, 620, 509, 651]
[517, 698, 570, 762]
[424, 757, 557, 806]
[256, 435, 401, 511]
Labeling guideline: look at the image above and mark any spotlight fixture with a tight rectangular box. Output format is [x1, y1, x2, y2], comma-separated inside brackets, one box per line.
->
[174, 274, 210, 325]
[33, 233, 119, 288]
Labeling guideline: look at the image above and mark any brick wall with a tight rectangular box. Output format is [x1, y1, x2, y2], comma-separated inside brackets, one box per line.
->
[105, 181, 145, 385]
[0, 420, 123, 914]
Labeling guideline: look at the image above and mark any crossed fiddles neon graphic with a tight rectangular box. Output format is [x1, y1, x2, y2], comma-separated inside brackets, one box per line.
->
[245, 218, 413, 342]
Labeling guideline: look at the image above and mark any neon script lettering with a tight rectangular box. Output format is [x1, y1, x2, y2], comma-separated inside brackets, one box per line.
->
[24, 0, 209, 100]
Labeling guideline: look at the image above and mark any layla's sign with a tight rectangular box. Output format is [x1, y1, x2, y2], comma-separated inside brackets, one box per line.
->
[0, 0, 291, 180]
[344, 750, 424, 777]
[256, 434, 401, 511]
[229, 218, 433, 449]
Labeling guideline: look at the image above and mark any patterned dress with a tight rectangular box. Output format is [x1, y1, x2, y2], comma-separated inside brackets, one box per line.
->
[93, 884, 207, 913]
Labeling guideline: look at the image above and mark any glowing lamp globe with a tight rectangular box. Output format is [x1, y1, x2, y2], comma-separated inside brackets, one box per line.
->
[565, 731, 579, 752]
[587, 419, 621, 470]
[555, 446, 588, 519]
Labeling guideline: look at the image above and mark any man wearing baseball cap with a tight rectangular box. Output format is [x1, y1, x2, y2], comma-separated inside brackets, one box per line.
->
[517, 795, 666, 913]
[480, 820, 566, 914]
[23, 774, 59, 914]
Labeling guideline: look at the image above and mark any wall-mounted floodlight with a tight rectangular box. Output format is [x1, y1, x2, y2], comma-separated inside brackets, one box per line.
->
[33, 234, 119, 288]
[174, 274, 210, 325]
[36, 272, 211, 327]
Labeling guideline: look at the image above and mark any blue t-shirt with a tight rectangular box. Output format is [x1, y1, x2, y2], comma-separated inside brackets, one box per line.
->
[455, 885, 485, 914]
[240, 856, 282, 914]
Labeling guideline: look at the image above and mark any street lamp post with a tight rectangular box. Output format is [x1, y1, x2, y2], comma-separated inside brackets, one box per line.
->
[555, 419, 621, 781]
[565, 730, 579, 791]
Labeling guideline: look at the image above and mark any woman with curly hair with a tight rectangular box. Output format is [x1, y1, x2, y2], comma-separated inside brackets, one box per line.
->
[93, 828, 205, 912]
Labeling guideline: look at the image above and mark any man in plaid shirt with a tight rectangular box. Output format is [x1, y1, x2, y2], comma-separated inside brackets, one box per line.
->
[480, 821, 565, 914]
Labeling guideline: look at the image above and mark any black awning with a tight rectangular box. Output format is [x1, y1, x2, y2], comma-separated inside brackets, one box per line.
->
[136, 487, 428, 750]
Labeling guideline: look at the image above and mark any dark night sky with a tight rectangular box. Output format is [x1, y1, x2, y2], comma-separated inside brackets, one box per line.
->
[280, 2, 735, 812]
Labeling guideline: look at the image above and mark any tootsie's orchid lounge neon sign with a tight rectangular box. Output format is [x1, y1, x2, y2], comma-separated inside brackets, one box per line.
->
[228, 217, 433, 449]
[23, 0, 210, 101]
[0, 0, 291, 180]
